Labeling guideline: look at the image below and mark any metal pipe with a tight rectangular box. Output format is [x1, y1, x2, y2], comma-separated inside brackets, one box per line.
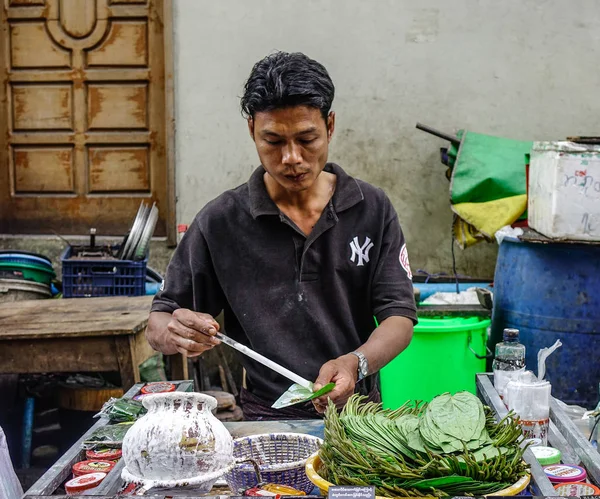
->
[416, 122, 461, 146]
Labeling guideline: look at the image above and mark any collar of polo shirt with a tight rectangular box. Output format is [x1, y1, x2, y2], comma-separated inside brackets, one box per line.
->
[248, 163, 365, 219]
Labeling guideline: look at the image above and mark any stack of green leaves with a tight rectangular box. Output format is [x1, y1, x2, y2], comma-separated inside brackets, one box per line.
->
[82, 422, 134, 450]
[97, 397, 147, 423]
[320, 392, 529, 497]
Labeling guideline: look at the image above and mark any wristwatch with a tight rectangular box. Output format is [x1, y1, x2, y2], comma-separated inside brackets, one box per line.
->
[350, 351, 369, 382]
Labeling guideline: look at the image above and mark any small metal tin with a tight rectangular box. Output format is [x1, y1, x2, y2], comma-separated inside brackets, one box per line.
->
[72, 459, 115, 477]
[531, 446, 562, 465]
[554, 482, 600, 496]
[543, 464, 587, 483]
[85, 448, 122, 461]
[64, 472, 107, 493]
[140, 381, 176, 394]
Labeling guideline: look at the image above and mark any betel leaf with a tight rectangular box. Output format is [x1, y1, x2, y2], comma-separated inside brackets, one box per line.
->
[410, 475, 475, 489]
[427, 392, 484, 442]
[457, 445, 509, 463]
[418, 418, 445, 452]
[474, 396, 486, 437]
[395, 415, 427, 453]
[417, 392, 493, 454]
[472, 445, 507, 462]
[422, 406, 456, 444]
[271, 382, 335, 409]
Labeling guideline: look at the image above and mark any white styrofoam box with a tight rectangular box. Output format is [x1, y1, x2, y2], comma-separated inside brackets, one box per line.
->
[529, 141, 600, 241]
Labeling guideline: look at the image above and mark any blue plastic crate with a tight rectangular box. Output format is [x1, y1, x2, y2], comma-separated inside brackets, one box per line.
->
[61, 246, 147, 298]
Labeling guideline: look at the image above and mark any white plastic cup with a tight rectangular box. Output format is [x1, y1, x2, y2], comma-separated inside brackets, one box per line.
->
[506, 374, 551, 445]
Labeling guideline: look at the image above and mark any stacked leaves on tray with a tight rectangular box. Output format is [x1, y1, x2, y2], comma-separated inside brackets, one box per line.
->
[81, 398, 147, 450]
[320, 392, 529, 497]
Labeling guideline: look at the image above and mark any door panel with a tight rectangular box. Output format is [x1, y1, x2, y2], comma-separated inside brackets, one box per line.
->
[0, 0, 167, 236]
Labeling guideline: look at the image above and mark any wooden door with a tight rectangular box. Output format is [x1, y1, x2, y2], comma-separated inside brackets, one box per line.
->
[0, 0, 169, 237]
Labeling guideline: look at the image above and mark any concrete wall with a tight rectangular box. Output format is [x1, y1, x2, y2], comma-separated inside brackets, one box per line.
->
[173, 0, 600, 278]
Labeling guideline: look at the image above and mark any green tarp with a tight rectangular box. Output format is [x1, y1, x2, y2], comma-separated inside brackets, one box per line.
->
[448, 131, 532, 247]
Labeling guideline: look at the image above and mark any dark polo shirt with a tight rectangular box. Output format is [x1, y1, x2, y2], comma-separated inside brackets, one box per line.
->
[151, 163, 417, 409]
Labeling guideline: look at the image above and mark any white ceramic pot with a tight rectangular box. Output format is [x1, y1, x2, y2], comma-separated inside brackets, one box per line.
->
[122, 392, 233, 483]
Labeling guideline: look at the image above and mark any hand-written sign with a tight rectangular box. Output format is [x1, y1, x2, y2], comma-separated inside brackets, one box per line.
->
[328, 485, 376, 499]
[561, 155, 600, 200]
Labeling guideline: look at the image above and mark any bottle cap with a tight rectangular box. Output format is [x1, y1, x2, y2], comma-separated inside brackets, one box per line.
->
[543, 464, 587, 483]
[531, 446, 562, 465]
[65, 472, 107, 493]
[554, 482, 600, 496]
[503, 328, 520, 342]
[72, 459, 115, 476]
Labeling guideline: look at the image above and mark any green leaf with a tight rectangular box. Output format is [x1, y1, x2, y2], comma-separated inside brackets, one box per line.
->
[396, 415, 427, 453]
[271, 382, 335, 409]
[411, 475, 475, 489]
[428, 392, 483, 442]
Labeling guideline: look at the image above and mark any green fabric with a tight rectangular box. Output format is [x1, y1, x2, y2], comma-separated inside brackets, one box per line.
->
[450, 130, 532, 204]
[447, 130, 532, 247]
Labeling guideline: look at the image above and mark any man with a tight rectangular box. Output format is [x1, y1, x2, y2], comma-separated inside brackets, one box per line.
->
[147, 51, 416, 420]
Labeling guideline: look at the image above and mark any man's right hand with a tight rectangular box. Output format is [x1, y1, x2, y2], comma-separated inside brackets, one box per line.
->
[165, 309, 221, 357]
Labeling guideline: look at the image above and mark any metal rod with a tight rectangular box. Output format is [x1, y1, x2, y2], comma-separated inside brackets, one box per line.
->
[416, 122, 461, 146]
[215, 332, 312, 389]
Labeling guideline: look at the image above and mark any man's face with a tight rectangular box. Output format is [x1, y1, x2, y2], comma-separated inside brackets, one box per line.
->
[248, 106, 335, 192]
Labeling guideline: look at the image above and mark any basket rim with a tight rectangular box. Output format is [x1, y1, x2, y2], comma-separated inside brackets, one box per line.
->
[230, 433, 323, 473]
[305, 453, 532, 497]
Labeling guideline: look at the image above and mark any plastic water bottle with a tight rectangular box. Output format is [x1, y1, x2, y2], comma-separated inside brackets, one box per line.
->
[493, 328, 526, 402]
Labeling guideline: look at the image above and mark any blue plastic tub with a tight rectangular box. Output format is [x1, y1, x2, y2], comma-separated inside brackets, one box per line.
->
[491, 240, 600, 408]
[0, 253, 54, 269]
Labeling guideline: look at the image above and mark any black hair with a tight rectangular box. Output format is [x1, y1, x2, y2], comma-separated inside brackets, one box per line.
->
[240, 51, 335, 120]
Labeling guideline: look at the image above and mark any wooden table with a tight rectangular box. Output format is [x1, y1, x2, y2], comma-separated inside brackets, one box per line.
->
[0, 295, 187, 389]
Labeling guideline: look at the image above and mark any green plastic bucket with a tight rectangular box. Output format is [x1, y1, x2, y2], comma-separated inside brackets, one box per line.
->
[380, 316, 491, 409]
[0, 261, 56, 285]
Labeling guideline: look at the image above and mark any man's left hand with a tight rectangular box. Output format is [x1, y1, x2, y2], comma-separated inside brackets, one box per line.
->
[311, 354, 358, 413]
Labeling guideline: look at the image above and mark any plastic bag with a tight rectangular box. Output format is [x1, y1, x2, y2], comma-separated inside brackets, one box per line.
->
[95, 397, 146, 422]
[82, 422, 134, 450]
[537, 339, 562, 381]
[0, 425, 23, 499]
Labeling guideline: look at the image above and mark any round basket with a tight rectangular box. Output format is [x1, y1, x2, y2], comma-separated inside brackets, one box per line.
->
[224, 433, 322, 494]
[306, 454, 531, 497]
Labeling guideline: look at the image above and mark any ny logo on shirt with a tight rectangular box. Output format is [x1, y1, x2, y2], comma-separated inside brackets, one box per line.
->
[349, 236, 374, 266]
